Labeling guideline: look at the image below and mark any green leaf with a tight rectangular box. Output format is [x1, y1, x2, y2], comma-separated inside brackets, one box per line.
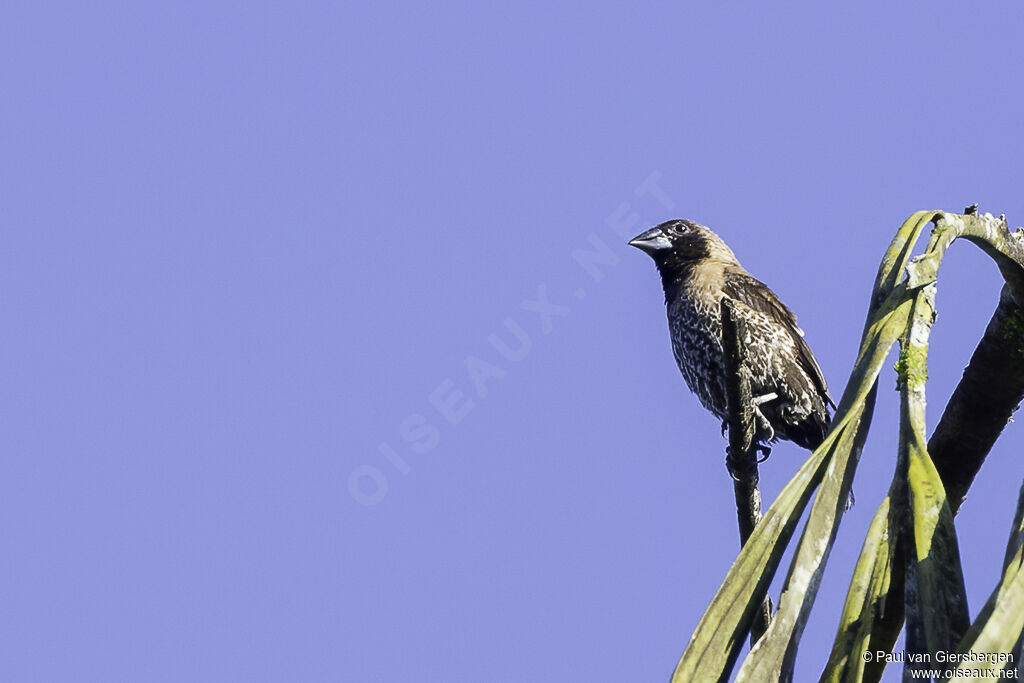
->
[820, 210, 1024, 681]
[899, 255, 970, 673]
[950, 482, 1024, 680]
[819, 496, 898, 683]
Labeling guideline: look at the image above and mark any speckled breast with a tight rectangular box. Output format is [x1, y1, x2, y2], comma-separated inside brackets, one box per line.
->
[667, 296, 728, 419]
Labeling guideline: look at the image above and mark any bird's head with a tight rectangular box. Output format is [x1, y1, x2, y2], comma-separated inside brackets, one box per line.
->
[628, 220, 738, 268]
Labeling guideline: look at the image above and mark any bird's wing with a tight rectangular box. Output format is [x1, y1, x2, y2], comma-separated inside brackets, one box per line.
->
[721, 269, 836, 409]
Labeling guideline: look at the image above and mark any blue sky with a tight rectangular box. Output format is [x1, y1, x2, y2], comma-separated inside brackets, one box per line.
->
[4, 3, 1024, 682]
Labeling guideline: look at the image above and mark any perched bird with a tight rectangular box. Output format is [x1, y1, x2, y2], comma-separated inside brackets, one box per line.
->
[629, 219, 835, 451]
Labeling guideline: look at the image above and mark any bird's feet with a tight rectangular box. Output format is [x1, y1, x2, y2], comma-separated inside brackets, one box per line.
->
[725, 447, 744, 481]
[751, 394, 777, 444]
[726, 443, 772, 479]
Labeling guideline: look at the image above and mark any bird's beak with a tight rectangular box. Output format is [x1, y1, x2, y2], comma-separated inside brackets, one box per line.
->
[628, 228, 672, 254]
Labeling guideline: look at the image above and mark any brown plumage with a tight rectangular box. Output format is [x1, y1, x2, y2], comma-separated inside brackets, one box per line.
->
[630, 219, 835, 449]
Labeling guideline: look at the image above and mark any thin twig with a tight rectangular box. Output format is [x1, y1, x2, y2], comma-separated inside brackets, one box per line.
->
[721, 298, 772, 646]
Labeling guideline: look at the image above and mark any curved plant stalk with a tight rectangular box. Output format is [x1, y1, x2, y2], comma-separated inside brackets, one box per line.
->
[823, 286, 1024, 683]
[950, 482, 1024, 680]
[819, 210, 1024, 682]
[671, 213, 933, 683]
[819, 495, 899, 682]
[928, 286, 1024, 512]
[900, 230, 970, 674]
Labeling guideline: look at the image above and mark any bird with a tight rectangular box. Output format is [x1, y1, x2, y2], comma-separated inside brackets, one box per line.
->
[629, 219, 835, 454]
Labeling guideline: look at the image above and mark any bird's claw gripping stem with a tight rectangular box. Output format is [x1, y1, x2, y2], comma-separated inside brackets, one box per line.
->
[751, 402, 775, 444]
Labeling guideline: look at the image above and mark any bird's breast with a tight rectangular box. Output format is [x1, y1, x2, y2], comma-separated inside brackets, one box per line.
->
[666, 294, 727, 417]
